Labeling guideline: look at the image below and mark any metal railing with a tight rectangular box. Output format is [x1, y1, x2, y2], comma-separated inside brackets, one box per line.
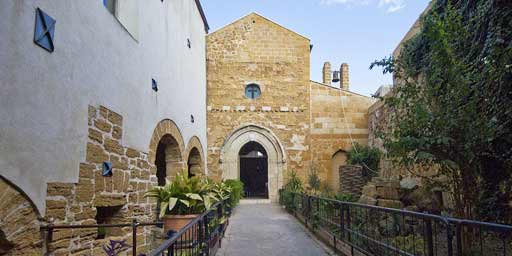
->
[149, 196, 232, 256]
[279, 190, 512, 256]
[41, 220, 161, 256]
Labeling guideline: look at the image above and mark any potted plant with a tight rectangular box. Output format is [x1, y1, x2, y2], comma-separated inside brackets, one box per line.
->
[145, 173, 215, 232]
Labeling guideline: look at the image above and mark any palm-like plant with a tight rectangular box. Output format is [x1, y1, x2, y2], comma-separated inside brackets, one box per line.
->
[145, 173, 216, 218]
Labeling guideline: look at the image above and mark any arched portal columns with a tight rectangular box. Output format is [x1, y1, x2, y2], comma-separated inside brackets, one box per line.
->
[220, 124, 286, 202]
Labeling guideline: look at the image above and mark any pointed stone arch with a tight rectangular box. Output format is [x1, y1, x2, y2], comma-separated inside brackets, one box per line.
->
[220, 124, 286, 202]
[185, 136, 205, 177]
[148, 119, 186, 184]
[0, 176, 42, 255]
[330, 150, 348, 193]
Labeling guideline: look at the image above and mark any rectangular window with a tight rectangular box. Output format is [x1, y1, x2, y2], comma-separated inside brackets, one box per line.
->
[102, 0, 139, 41]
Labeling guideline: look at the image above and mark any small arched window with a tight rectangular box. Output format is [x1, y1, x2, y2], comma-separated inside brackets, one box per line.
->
[245, 84, 261, 99]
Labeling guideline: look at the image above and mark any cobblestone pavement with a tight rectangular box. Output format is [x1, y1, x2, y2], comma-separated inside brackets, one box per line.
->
[216, 203, 333, 256]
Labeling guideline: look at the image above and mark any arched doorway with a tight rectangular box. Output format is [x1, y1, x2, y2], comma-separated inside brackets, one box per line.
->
[330, 150, 347, 193]
[239, 142, 268, 198]
[155, 134, 183, 186]
[187, 147, 202, 178]
[220, 124, 286, 202]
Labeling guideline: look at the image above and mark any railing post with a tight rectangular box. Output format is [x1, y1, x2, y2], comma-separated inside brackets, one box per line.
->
[446, 222, 454, 256]
[456, 223, 463, 256]
[204, 213, 211, 255]
[346, 204, 351, 244]
[306, 195, 311, 226]
[425, 219, 434, 256]
[291, 192, 296, 215]
[169, 243, 175, 256]
[132, 219, 137, 256]
[340, 203, 345, 240]
[198, 215, 204, 254]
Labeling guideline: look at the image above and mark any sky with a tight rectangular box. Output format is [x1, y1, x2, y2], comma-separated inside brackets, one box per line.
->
[201, 0, 431, 96]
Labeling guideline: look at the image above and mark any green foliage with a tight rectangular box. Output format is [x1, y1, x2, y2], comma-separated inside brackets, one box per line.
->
[281, 170, 304, 210]
[334, 193, 358, 202]
[307, 166, 321, 193]
[144, 173, 231, 218]
[283, 170, 303, 193]
[224, 179, 244, 206]
[319, 181, 334, 197]
[371, 0, 512, 222]
[390, 235, 426, 255]
[347, 143, 382, 180]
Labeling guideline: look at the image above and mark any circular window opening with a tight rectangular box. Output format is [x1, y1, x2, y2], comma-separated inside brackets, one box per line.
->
[245, 84, 261, 99]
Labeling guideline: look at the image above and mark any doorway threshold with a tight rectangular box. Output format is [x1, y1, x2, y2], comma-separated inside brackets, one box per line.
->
[240, 198, 271, 204]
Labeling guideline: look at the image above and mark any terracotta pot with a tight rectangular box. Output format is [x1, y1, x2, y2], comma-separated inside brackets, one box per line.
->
[162, 214, 199, 233]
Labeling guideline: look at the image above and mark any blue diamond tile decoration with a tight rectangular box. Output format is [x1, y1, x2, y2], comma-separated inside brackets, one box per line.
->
[152, 78, 158, 92]
[34, 8, 56, 52]
[102, 162, 113, 177]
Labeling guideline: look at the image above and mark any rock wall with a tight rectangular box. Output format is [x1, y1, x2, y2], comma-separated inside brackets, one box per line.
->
[45, 105, 158, 255]
[338, 165, 365, 197]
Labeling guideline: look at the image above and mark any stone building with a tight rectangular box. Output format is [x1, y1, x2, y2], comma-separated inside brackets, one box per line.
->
[0, 0, 208, 254]
[206, 13, 375, 201]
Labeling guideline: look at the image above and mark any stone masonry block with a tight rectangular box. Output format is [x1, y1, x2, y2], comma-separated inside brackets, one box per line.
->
[94, 119, 112, 133]
[86, 143, 109, 163]
[104, 138, 124, 155]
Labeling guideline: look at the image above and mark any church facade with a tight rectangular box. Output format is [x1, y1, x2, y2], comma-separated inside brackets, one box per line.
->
[206, 13, 375, 201]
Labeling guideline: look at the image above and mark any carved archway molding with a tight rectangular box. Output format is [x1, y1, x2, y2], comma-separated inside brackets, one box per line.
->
[185, 136, 206, 175]
[220, 124, 287, 202]
[148, 119, 186, 176]
[0, 176, 42, 255]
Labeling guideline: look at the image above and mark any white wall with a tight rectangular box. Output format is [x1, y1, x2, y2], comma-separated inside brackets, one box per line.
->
[0, 0, 207, 215]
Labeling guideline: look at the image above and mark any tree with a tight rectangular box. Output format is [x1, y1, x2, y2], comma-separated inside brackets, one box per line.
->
[371, 0, 512, 223]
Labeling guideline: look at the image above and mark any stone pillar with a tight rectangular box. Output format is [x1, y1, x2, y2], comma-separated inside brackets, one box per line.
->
[340, 63, 349, 90]
[339, 165, 364, 197]
[322, 62, 331, 85]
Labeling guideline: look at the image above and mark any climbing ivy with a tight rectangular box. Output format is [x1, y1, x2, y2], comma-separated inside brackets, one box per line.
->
[371, 0, 512, 223]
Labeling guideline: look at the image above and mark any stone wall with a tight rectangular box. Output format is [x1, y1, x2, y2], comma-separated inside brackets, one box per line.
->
[367, 98, 397, 179]
[206, 13, 375, 192]
[44, 105, 158, 255]
[359, 178, 403, 209]
[310, 82, 375, 191]
[0, 177, 42, 255]
[206, 13, 311, 182]
[339, 165, 365, 197]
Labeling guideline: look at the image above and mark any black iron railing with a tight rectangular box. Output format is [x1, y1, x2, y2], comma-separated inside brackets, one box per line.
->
[41, 220, 161, 256]
[279, 190, 512, 256]
[149, 196, 232, 256]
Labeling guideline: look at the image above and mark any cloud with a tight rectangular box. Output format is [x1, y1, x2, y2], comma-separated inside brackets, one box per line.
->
[379, 0, 405, 13]
[320, 0, 369, 6]
[321, 0, 405, 13]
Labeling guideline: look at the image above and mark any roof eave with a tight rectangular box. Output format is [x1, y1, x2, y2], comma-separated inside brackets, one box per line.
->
[195, 0, 209, 33]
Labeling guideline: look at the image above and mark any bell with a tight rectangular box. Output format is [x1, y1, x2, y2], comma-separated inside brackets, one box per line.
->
[332, 71, 340, 83]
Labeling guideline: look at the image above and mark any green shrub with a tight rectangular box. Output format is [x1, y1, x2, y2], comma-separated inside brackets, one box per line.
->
[319, 181, 334, 198]
[281, 170, 303, 210]
[347, 143, 381, 181]
[334, 193, 358, 202]
[307, 166, 321, 194]
[224, 179, 244, 206]
[283, 170, 303, 192]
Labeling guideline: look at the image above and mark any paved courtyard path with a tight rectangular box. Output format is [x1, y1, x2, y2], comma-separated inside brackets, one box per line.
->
[216, 202, 333, 256]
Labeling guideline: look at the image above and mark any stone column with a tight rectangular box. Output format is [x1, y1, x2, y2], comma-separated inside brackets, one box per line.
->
[340, 63, 349, 90]
[322, 62, 331, 85]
